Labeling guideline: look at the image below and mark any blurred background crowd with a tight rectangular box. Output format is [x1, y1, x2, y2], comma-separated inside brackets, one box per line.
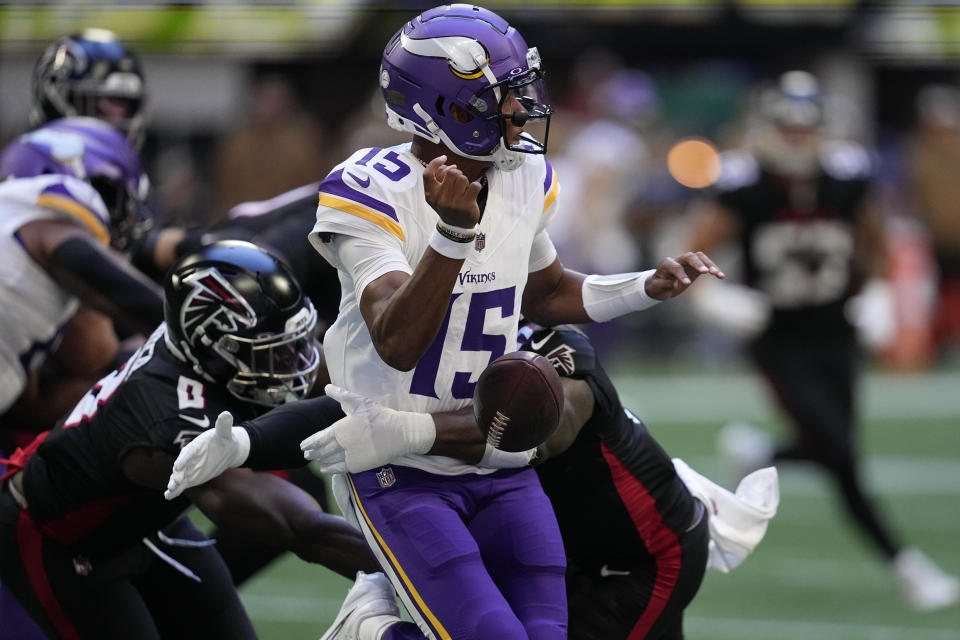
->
[1, 0, 959, 372]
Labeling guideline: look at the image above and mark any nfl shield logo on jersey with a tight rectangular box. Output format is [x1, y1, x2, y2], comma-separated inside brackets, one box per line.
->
[475, 232, 486, 252]
[376, 466, 396, 488]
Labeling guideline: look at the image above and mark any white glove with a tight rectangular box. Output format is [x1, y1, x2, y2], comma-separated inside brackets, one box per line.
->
[300, 384, 436, 474]
[691, 279, 771, 340]
[480, 444, 537, 469]
[845, 278, 897, 350]
[672, 457, 779, 573]
[164, 411, 250, 500]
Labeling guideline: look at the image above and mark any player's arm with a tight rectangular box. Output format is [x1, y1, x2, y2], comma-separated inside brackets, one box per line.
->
[18, 218, 163, 334]
[521, 251, 724, 327]
[536, 377, 596, 462]
[359, 157, 483, 371]
[184, 469, 378, 579]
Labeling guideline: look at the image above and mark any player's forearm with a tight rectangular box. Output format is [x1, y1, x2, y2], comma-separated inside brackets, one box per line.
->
[363, 253, 465, 371]
[427, 406, 486, 464]
[522, 263, 591, 326]
[242, 396, 345, 470]
[288, 511, 380, 578]
[194, 470, 377, 578]
[47, 235, 163, 334]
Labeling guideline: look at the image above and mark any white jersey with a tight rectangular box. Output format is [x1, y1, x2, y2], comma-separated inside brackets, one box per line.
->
[0, 174, 111, 412]
[310, 143, 560, 475]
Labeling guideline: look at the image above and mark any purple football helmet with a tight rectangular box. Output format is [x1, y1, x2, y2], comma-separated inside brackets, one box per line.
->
[31, 29, 149, 149]
[380, 4, 552, 170]
[0, 116, 151, 252]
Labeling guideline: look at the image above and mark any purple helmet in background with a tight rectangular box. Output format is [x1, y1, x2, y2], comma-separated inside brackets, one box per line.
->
[0, 116, 151, 252]
[380, 4, 552, 170]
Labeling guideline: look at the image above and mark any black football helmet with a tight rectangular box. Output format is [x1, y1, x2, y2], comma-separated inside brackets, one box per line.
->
[31, 28, 149, 149]
[164, 241, 321, 407]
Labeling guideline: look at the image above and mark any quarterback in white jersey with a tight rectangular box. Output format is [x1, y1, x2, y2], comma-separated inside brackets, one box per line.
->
[310, 142, 559, 476]
[296, 7, 724, 640]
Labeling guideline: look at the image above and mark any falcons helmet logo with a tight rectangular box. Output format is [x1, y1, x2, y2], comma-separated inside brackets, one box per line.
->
[179, 268, 257, 347]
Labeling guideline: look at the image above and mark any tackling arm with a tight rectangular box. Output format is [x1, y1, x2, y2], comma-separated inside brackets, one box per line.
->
[185, 468, 379, 579]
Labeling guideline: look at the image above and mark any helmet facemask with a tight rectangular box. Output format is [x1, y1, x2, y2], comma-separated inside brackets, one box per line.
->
[222, 302, 321, 407]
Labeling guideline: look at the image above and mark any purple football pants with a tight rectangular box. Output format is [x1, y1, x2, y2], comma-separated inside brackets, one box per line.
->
[346, 465, 567, 640]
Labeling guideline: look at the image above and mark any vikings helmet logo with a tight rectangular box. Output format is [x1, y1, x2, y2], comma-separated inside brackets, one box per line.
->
[179, 268, 257, 347]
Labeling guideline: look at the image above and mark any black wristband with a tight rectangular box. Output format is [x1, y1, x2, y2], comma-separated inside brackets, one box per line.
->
[435, 221, 477, 243]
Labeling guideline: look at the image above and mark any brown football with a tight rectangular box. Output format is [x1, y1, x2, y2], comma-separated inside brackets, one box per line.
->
[473, 351, 564, 452]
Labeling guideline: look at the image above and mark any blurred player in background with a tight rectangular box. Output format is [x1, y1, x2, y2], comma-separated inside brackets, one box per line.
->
[686, 70, 959, 612]
[0, 117, 161, 444]
[905, 84, 960, 359]
[0, 241, 377, 640]
[32, 28, 150, 149]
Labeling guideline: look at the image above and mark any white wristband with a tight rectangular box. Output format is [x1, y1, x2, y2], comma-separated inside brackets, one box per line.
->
[429, 228, 473, 260]
[581, 269, 660, 322]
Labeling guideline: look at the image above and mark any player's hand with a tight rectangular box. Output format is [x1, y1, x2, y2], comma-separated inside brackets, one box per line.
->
[645, 251, 725, 300]
[423, 155, 483, 229]
[480, 444, 537, 469]
[164, 411, 250, 500]
[300, 385, 436, 473]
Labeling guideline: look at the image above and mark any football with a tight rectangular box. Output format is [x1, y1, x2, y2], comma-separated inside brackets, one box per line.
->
[473, 351, 564, 452]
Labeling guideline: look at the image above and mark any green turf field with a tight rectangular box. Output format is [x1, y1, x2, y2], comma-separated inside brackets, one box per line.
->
[238, 367, 960, 639]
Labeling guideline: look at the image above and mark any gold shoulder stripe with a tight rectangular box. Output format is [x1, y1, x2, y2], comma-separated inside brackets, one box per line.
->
[317, 193, 406, 241]
[36, 194, 110, 246]
[543, 168, 559, 214]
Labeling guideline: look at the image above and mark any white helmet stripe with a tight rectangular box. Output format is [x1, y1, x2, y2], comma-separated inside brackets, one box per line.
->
[400, 32, 487, 73]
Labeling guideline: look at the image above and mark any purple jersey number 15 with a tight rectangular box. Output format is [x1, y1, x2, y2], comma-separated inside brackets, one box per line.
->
[409, 287, 516, 400]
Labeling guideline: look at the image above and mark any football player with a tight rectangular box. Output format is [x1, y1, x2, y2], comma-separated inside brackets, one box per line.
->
[305, 5, 721, 638]
[686, 70, 959, 611]
[169, 5, 719, 639]
[31, 28, 150, 150]
[0, 241, 377, 639]
[0, 117, 162, 445]
[171, 6, 722, 637]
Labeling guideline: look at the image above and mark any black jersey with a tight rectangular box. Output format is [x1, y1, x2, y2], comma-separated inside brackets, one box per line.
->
[715, 144, 873, 336]
[519, 321, 698, 567]
[19, 325, 262, 561]
[208, 186, 341, 330]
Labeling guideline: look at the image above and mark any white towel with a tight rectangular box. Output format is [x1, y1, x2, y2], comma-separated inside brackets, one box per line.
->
[672, 458, 779, 573]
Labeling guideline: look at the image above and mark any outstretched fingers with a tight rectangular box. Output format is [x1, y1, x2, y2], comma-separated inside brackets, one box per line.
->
[676, 251, 726, 281]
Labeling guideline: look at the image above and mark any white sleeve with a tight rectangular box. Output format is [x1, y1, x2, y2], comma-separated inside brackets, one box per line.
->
[332, 234, 413, 303]
[528, 230, 558, 273]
